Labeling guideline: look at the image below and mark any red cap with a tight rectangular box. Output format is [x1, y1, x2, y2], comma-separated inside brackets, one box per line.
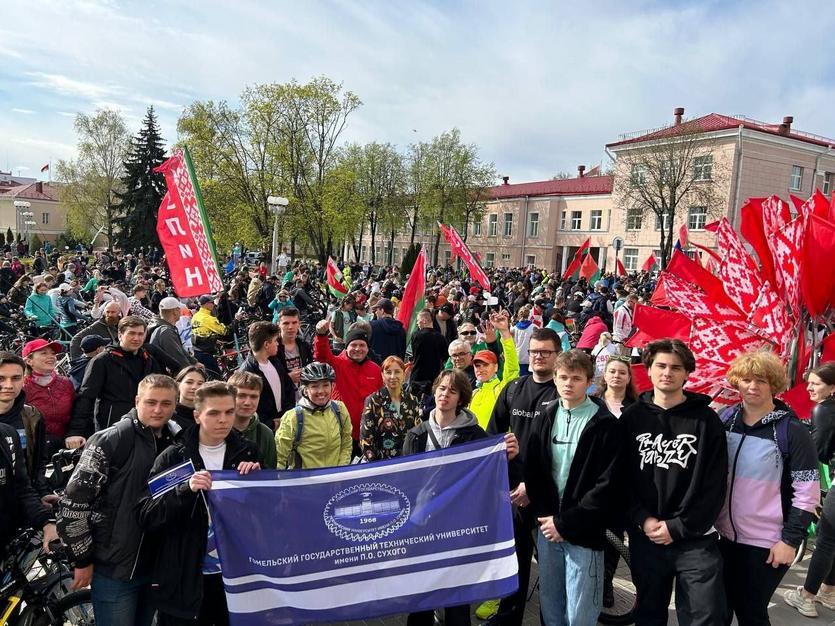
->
[472, 350, 497, 365]
[22, 338, 64, 359]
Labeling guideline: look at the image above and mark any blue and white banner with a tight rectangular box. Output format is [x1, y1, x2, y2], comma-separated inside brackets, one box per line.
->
[148, 459, 195, 499]
[206, 436, 517, 626]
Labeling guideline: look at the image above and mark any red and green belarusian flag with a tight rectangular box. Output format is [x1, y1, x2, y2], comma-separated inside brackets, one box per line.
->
[326, 258, 349, 299]
[397, 248, 427, 340]
[561, 237, 591, 281]
[579, 253, 600, 284]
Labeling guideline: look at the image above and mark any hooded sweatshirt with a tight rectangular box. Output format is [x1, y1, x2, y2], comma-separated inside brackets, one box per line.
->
[621, 391, 728, 541]
[370, 316, 407, 361]
[513, 320, 534, 365]
[402, 407, 487, 455]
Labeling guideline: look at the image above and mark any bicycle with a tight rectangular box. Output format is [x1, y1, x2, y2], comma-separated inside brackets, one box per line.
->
[598, 530, 636, 625]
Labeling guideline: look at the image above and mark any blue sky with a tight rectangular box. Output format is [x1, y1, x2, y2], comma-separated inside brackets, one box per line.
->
[2, 0, 835, 182]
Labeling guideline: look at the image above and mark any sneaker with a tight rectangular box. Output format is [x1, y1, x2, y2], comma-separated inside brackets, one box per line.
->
[815, 588, 835, 610]
[784, 586, 819, 617]
[475, 599, 500, 620]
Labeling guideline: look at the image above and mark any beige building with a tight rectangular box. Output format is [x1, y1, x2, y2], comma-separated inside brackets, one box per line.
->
[0, 177, 68, 245]
[354, 108, 835, 273]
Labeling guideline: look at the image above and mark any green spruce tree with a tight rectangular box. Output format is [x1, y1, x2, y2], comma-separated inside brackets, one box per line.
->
[115, 106, 166, 251]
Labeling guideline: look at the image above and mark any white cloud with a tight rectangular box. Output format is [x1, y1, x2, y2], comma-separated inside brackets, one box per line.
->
[11, 108, 35, 115]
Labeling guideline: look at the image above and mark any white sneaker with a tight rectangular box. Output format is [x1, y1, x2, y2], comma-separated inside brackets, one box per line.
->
[784, 586, 819, 617]
[815, 588, 835, 611]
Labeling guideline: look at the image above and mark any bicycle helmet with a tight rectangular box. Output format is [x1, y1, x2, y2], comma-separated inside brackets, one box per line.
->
[300, 362, 336, 385]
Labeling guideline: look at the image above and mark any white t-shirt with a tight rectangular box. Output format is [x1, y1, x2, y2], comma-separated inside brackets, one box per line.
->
[199, 441, 226, 470]
[258, 359, 283, 407]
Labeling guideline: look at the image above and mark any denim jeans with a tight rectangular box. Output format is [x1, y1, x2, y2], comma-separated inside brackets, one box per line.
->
[536, 531, 603, 626]
[90, 572, 155, 626]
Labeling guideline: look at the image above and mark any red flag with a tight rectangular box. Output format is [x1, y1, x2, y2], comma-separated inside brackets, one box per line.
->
[801, 214, 835, 316]
[649, 274, 672, 306]
[641, 253, 656, 272]
[665, 250, 740, 313]
[769, 215, 806, 318]
[749, 280, 792, 355]
[631, 303, 691, 342]
[439, 223, 490, 290]
[739, 198, 778, 291]
[326, 258, 349, 299]
[661, 273, 748, 326]
[579, 253, 598, 280]
[396, 248, 427, 340]
[689, 318, 772, 363]
[762, 195, 791, 236]
[716, 218, 763, 316]
[678, 224, 689, 248]
[779, 382, 816, 421]
[561, 238, 591, 280]
[630, 363, 653, 394]
[40, 163, 49, 173]
[616, 258, 626, 276]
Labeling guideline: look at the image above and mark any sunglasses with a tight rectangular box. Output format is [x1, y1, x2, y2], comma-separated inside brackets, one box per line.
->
[607, 355, 632, 364]
[459, 331, 477, 336]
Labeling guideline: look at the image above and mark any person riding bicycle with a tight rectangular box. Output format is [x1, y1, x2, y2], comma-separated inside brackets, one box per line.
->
[24, 281, 57, 336]
[191, 295, 232, 378]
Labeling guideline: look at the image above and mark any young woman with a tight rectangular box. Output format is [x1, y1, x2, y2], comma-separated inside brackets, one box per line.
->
[173, 365, 207, 431]
[360, 356, 423, 461]
[24, 281, 56, 334]
[716, 352, 818, 625]
[785, 362, 835, 618]
[22, 339, 77, 454]
[593, 355, 638, 418]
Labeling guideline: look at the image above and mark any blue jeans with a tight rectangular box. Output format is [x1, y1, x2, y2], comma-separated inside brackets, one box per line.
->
[537, 531, 603, 626]
[91, 572, 155, 626]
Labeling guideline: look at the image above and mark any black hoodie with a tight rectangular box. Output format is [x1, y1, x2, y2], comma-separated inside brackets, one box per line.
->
[621, 391, 728, 541]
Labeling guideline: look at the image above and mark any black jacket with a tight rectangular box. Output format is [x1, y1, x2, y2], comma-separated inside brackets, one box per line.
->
[277, 337, 314, 373]
[370, 317, 407, 360]
[0, 423, 52, 556]
[68, 319, 118, 360]
[138, 426, 260, 618]
[621, 391, 728, 541]
[432, 315, 458, 346]
[238, 354, 296, 428]
[0, 392, 49, 496]
[57, 411, 182, 578]
[68, 346, 163, 437]
[402, 415, 487, 455]
[409, 327, 448, 384]
[525, 396, 622, 550]
[147, 318, 196, 374]
[812, 398, 835, 468]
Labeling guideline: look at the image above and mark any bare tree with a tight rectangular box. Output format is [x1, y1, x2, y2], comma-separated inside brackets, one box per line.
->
[612, 126, 729, 269]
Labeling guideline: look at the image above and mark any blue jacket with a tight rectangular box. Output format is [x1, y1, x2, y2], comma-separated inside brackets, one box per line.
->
[370, 317, 407, 361]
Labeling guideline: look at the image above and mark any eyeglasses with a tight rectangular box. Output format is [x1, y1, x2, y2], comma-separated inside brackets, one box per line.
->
[449, 352, 470, 359]
[459, 331, 477, 336]
[529, 350, 557, 358]
[607, 355, 632, 364]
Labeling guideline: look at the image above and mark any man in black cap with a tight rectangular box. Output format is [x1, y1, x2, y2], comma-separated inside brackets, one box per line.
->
[69, 335, 111, 390]
[370, 298, 406, 360]
[433, 302, 458, 346]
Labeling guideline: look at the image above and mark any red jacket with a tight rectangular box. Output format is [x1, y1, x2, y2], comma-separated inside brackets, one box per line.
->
[577, 316, 609, 350]
[23, 374, 76, 439]
[314, 334, 382, 439]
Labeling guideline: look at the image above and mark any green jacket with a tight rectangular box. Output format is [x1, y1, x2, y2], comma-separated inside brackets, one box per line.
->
[275, 399, 353, 469]
[470, 336, 520, 430]
[237, 414, 277, 469]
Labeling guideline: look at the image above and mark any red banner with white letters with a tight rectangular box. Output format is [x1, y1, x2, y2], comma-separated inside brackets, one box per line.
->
[439, 222, 490, 291]
[154, 148, 223, 297]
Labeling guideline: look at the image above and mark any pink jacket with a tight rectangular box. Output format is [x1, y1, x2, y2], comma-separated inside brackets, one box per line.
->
[577, 316, 608, 350]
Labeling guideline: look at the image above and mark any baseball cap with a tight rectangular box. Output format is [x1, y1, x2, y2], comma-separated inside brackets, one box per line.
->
[374, 298, 394, 314]
[472, 350, 497, 365]
[198, 295, 214, 305]
[80, 335, 111, 354]
[159, 296, 182, 311]
[22, 338, 64, 359]
[439, 303, 454, 315]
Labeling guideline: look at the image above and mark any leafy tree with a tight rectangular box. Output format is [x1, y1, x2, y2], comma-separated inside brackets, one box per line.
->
[401, 242, 422, 277]
[29, 233, 42, 255]
[5, 228, 12, 245]
[56, 110, 130, 248]
[114, 106, 166, 251]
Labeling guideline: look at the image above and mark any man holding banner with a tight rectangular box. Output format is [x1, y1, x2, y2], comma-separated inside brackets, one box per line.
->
[139, 381, 261, 625]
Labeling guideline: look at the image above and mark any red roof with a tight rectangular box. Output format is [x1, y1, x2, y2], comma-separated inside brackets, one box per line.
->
[1, 182, 60, 201]
[490, 174, 613, 200]
[607, 113, 835, 149]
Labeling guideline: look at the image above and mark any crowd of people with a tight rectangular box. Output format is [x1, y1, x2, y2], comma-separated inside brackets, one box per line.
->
[0, 242, 834, 626]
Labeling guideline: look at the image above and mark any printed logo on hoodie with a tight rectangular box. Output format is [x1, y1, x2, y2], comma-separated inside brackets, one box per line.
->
[636, 432, 698, 470]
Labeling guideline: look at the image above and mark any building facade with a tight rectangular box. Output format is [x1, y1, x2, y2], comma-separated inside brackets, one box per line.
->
[0, 180, 68, 245]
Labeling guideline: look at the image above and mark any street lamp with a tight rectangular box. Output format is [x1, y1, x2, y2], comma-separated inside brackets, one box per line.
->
[13, 201, 31, 246]
[267, 196, 289, 274]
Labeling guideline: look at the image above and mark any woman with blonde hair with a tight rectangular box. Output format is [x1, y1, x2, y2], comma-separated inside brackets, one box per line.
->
[716, 350, 818, 625]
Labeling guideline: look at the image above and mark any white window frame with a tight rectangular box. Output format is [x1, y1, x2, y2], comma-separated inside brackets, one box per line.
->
[688, 206, 707, 231]
[525, 255, 536, 267]
[655, 212, 671, 231]
[473, 220, 482, 236]
[571, 210, 582, 230]
[488, 214, 498, 237]
[823, 172, 833, 196]
[503, 212, 513, 237]
[590, 209, 603, 231]
[623, 248, 638, 271]
[485, 252, 495, 268]
[693, 155, 713, 181]
[42, 212, 50, 225]
[626, 208, 642, 230]
[527, 212, 539, 237]
[790, 165, 803, 191]
[560, 210, 567, 231]
[444, 249, 451, 264]
[631, 164, 647, 184]
[501, 253, 511, 265]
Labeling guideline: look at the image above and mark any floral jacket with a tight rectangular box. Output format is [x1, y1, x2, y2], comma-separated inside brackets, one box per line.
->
[360, 386, 424, 461]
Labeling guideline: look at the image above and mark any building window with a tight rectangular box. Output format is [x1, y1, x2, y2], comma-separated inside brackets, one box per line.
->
[790, 165, 803, 191]
[526, 255, 536, 267]
[361, 245, 366, 259]
[503, 212, 513, 237]
[626, 208, 642, 230]
[473, 220, 482, 236]
[42, 212, 50, 224]
[655, 212, 671, 231]
[688, 206, 707, 230]
[823, 172, 833, 196]
[693, 155, 713, 181]
[571, 210, 582, 230]
[485, 252, 495, 268]
[501, 253, 511, 265]
[560, 211, 567, 231]
[444, 250, 451, 264]
[590, 210, 603, 231]
[631, 164, 647, 184]
[488, 214, 497, 237]
[623, 248, 638, 271]
[527, 212, 539, 237]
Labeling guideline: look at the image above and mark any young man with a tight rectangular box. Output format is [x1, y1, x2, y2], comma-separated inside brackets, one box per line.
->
[139, 381, 261, 625]
[228, 371, 278, 469]
[276, 307, 314, 395]
[329, 294, 357, 351]
[621, 339, 728, 626]
[275, 362, 353, 469]
[69, 316, 163, 437]
[525, 350, 621, 626]
[409, 309, 448, 396]
[370, 298, 407, 360]
[238, 321, 295, 430]
[58, 374, 182, 626]
[481, 327, 562, 626]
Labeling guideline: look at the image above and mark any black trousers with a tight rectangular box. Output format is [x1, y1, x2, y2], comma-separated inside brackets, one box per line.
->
[805, 487, 835, 594]
[628, 530, 726, 626]
[156, 574, 229, 626]
[492, 506, 535, 626]
[407, 605, 470, 626]
[719, 538, 788, 626]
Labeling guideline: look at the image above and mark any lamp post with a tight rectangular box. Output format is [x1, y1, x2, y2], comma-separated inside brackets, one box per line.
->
[267, 196, 289, 274]
[13, 200, 30, 242]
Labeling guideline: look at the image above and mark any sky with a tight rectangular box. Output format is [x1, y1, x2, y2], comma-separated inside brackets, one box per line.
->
[2, 0, 835, 183]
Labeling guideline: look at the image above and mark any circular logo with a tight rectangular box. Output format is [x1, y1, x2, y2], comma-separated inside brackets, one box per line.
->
[323, 482, 411, 542]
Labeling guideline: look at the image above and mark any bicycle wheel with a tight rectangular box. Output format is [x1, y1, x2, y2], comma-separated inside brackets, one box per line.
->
[20, 589, 94, 625]
[792, 537, 808, 567]
[598, 530, 636, 625]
